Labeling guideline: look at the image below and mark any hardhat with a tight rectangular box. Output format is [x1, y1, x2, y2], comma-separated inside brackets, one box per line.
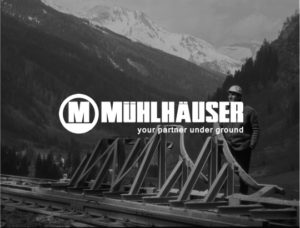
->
[228, 85, 242, 95]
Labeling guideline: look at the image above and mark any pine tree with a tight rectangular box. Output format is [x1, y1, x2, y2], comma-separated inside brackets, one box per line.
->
[18, 155, 29, 176]
[35, 154, 42, 178]
[66, 138, 81, 175]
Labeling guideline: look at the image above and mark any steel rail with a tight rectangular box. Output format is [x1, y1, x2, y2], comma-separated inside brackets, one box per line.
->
[1, 182, 267, 227]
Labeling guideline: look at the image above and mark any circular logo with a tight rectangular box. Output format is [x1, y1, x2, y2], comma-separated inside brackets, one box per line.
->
[59, 94, 99, 134]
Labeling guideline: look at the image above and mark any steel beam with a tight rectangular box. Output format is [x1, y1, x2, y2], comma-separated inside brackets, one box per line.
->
[128, 132, 160, 195]
[69, 153, 90, 186]
[110, 139, 142, 192]
[208, 141, 218, 187]
[175, 137, 211, 202]
[90, 142, 116, 190]
[72, 139, 109, 188]
[158, 133, 166, 189]
[226, 164, 234, 196]
[157, 157, 183, 198]
[203, 162, 228, 202]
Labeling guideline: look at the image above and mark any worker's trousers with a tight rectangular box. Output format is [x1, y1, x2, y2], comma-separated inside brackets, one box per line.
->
[230, 147, 252, 194]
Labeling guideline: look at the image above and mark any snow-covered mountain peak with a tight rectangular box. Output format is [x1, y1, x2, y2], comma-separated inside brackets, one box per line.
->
[42, 0, 242, 74]
[84, 5, 166, 41]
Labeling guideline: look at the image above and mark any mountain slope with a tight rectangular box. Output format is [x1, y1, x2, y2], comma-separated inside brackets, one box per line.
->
[1, 0, 223, 149]
[41, 0, 242, 74]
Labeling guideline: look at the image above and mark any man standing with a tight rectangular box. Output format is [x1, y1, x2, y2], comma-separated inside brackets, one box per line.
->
[221, 85, 260, 194]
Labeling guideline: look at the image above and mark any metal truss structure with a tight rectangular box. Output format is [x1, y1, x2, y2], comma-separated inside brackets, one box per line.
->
[1, 124, 299, 227]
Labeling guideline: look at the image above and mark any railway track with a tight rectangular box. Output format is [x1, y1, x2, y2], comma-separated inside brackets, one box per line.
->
[1, 177, 161, 227]
[0, 175, 275, 227]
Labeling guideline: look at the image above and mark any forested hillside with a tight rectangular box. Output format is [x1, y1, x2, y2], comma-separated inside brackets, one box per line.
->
[210, 12, 299, 198]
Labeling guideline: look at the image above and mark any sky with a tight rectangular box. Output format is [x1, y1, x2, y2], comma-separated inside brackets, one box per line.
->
[47, 0, 299, 47]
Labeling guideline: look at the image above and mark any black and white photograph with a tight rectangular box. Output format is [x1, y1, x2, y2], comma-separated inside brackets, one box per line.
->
[1, 0, 299, 227]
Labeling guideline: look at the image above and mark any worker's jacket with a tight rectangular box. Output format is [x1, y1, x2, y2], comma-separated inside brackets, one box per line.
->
[220, 105, 259, 152]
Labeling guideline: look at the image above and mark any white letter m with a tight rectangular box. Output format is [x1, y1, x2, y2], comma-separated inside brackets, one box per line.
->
[68, 101, 90, 123]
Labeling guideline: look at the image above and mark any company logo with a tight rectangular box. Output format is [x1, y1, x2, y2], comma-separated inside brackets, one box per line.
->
[59, 94, 99, 134]
[59, 94, 244, 134]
